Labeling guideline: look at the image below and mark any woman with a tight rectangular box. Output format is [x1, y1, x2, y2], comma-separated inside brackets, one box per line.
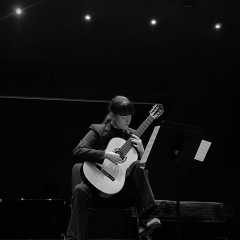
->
[66, 95, 161, 240]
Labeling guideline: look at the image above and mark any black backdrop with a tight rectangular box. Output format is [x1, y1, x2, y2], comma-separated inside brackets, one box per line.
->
[0, 77, 239, 238]
[0, 95, 237, 201]
[0, 0, 239, 238]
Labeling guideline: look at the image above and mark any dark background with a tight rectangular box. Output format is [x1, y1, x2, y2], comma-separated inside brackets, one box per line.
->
[0, 0, 239, 239]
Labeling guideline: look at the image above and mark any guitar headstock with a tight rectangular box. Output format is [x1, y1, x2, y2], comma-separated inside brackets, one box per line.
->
[149, 104, 164, 119]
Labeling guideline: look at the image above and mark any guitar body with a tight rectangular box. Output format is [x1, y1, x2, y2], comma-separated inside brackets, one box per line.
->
[83, 137, 138, 196]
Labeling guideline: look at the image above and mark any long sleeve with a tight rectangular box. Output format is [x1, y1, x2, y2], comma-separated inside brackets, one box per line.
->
[73, 129, 105, 164]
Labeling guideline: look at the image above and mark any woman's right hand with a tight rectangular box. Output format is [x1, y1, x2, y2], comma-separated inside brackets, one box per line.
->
[104, 151, 122, 165]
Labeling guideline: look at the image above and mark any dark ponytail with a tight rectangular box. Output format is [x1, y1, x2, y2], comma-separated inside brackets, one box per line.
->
[102, 112, 113, 124]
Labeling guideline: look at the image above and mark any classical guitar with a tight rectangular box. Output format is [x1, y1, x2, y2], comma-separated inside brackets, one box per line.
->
[82, 104, 164, 196]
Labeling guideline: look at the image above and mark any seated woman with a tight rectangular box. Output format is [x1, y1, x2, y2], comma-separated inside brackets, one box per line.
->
[66, 95, 161, 240]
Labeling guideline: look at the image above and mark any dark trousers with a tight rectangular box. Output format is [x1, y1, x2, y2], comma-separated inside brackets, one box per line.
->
[66, 161, 158, 240]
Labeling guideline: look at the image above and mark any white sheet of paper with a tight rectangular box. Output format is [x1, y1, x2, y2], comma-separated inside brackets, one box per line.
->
[194, 140, 211, 162]
[140, 126, 160, 165]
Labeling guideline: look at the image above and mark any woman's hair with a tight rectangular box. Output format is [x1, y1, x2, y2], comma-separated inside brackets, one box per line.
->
[102, 96, 135, 124]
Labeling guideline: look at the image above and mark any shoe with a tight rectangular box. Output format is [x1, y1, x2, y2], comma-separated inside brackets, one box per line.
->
[139, 218, 161, 237]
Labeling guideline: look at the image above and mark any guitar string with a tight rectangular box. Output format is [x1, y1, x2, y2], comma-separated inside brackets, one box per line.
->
[120, 118, 153, 158]
[102, 114, 153, 178]
[119, 114, 155, 158]
[104, 108, 162, 175]
[116, 107, 163, 159]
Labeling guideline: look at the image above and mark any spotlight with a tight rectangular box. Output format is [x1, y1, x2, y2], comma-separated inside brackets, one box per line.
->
[13, 5, 25, 17]
[150, 19, 157, 25]
[85, 15, 91, 21]
[214, 23, 222, 29]
[15, 8, 22, 15]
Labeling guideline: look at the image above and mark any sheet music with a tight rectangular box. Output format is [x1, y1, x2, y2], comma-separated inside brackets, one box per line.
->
[194, 140, 211, 162]
[140, 126, 160, 165]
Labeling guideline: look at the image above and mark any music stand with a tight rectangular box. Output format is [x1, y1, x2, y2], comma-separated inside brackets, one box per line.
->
[141, 120, 207, 240]
[160, 120, 206, 240]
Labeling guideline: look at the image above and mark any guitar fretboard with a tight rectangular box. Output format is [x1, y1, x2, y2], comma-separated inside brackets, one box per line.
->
[118, 114, 155, 158]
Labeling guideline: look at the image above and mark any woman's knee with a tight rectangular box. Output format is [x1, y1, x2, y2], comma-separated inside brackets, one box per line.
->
[73, 182, 92, 199]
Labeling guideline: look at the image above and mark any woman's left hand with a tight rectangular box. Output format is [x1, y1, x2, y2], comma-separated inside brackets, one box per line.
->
[130, 134, 144, 156]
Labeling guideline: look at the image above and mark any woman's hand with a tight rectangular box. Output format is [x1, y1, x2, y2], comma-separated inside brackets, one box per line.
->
[130, 134, 144, 158]
[104, 151, 122, 165]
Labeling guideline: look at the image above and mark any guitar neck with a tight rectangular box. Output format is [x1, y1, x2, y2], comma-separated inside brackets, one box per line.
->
[134, 114, 155, 138]
[119, 114, 155, 157]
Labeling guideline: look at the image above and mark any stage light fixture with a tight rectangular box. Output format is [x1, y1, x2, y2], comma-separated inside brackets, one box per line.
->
[214, 23, 222, 29]
[15, 8, 22, 15]
[150, 19, 157, 25]
[85, 15, 91, 21]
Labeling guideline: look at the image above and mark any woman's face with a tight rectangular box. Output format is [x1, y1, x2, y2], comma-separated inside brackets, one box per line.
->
[113, 114, 132, 130]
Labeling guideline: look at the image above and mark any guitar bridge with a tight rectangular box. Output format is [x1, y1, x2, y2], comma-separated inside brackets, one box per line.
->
[95, 164, 115, 181]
